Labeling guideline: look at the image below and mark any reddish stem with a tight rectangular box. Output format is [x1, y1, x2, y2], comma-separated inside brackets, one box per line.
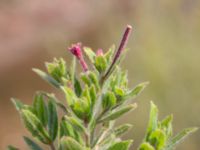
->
[80, 58, 88, 72]
[103, 25, 132, 78]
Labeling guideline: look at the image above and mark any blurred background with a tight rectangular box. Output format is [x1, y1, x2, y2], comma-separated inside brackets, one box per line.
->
[0, 0, 200, 149]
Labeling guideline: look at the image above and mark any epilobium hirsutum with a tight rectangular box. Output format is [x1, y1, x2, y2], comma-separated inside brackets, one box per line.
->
[9, 25, 197, 150]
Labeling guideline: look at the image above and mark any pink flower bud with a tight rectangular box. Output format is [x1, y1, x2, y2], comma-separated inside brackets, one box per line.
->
[68, 43, 82, 59]
[68, 42, 88, 72]
[96, 49, 104, 56]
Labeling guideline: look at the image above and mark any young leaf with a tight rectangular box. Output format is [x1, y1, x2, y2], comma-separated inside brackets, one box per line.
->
[59, 136, 85, 150]
[83, 47, 96, 63]
[139, 142, 155, 150]
[47, 99, 58, 141]
[166, 127, 198, 150]
[123, 82, 149, 100]
[71, 98, 91, 120]
[104, 45, 115, 64]
[81, 74, 91, 86]
[32, 68, 61, 88]
[62, 86, 76, 106]
[102, 91, 116, 110]
[64, 116, 85, 133]
[98, 103, 137, 123]
[146, 101, 158, 138]
[148, 129, 166, 150]
[114, 124, 133, 137]
[107, 140, 133, 150]
[160, 115, 173, 138]
[21, 109, 51, 144]
[95, 56, 107, 73]
[23, 136, 43, 150]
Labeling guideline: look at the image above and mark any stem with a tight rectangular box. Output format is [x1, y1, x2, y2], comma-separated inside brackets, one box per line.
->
[80, 58, 88, 72]
[50, 143, 56, 150]
[103, 25, 132, 81]
[84, 120, 90, 147]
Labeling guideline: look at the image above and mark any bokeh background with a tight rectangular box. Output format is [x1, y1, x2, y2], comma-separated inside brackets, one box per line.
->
[0, 0, 200, 149]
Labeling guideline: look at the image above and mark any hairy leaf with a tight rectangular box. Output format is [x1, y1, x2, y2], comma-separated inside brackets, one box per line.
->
[23, 136, 43, 150]
[98, 103, 137, 123]
[32, 68, 61, 88]
[107, 140, 133, 150]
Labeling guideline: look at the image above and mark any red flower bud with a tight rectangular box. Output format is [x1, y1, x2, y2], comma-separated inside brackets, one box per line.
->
[68, 43, 82, 59]
[68, 43, 88, 72]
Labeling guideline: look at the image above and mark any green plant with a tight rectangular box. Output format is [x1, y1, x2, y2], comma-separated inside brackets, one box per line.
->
[8, 25, 197, 150]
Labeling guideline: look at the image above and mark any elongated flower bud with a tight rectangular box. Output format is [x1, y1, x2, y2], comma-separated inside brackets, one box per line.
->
[103, 25, 132, 79]
[68, 43, 88, 72]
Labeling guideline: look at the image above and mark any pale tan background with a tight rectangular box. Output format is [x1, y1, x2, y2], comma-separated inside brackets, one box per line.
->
[0, 0, 200, 149]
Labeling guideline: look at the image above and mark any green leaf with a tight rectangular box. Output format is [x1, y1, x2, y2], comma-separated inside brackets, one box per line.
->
[148, 129, 166, 150]
[74, 77, 82, 97]
[166, 127, 198, 150]
[98, 103, 137, 123]
[81, 73, 91, 86]
[64, 116, 85, 133]
[114, 124, 132, 137]
[73, 130, 85, 145]
[139, 142, 155, 150]
[23, 136, 43, 150]
[59, 136, 85, 150]
[160, 115, 173, 138]
[114, 87, 125, 97]
[89, 85, 97, 105]
[33, 93, 48, 126]
[32, 68, 61, 88]
[88, 71, 100, 91]
[62, 86, 76, 106]
[123, 82, 149, 100]
[11, 98, 24, 111]
[60, 120, 75, 138]
[83, 47, 96, 63]
[21, 109, 51, 144]
[146, 101, 158, 138]
[104, 45, 115, 64]
[107, 140, 133, 150]
[7, 145, 19, 150]
[81, 85, 91, 105]
[102, 91, 116, 110]
[45, 58, 66, 82]
[71, 98, 91, 120]
[47, 99, 58, 141]
[95, 56, 107, 73]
